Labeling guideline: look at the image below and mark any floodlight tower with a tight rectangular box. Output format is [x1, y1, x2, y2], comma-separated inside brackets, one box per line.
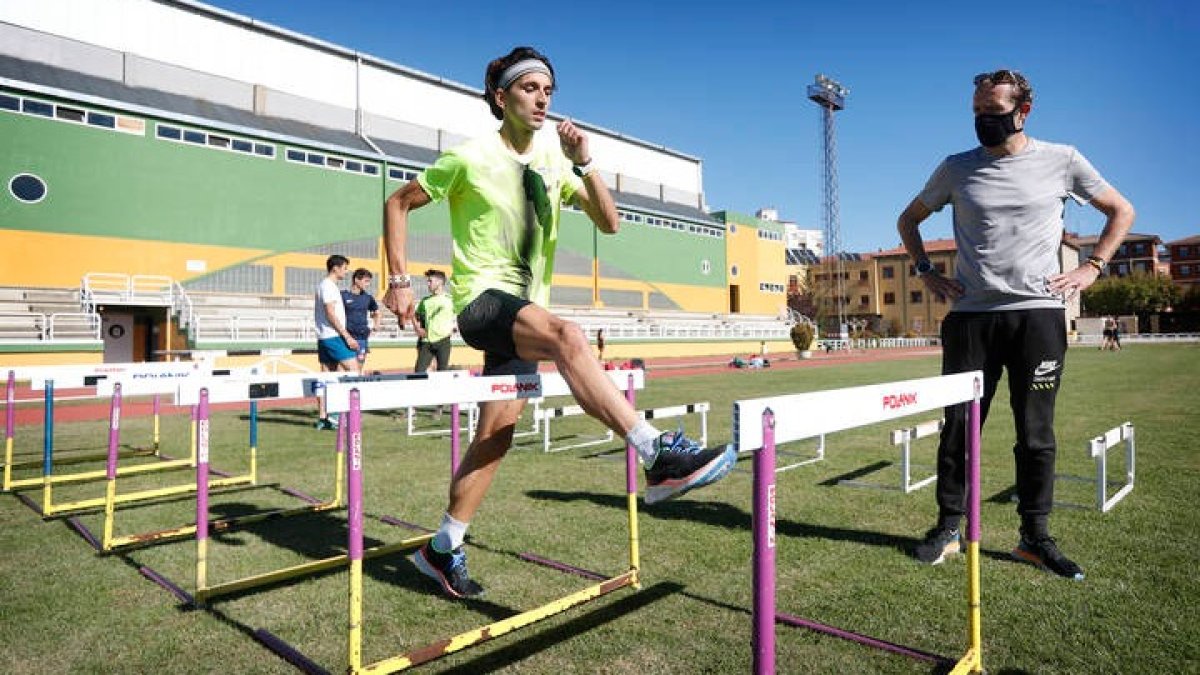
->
[807, 73, 849, 341]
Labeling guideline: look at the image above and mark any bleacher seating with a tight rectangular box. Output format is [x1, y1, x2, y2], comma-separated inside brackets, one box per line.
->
[0, 281, 792, 346]
[0, 286, 99, 342]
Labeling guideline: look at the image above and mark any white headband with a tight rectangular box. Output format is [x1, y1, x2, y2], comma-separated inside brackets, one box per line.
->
[497, 59, 552, 90]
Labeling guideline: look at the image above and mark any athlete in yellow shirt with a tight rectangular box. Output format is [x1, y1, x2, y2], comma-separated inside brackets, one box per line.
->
[383, 46, 736, 598]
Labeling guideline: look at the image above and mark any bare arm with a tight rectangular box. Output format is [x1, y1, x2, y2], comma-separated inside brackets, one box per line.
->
[383, 180, 432, 326]
[897, 197, 964, 300]
[324, 301, 358, 351]
[572, 172, 620, 234]
[558, 119, 619, 234]
[1047, 186, 1136, 296]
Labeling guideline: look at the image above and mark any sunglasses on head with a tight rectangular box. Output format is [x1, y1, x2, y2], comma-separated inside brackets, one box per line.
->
[974, 69, 1024, 87]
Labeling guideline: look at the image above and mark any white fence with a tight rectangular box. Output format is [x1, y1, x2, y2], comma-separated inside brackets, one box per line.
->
[818, 337, 941, 350]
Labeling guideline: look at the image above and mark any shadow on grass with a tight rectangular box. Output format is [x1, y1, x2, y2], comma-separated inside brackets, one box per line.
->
[525, 489, 1017, 564]
[154, 502, 521, 625]
[437, 581, 683, 674]
[526, 489, 922, 552]
[679, 590, 970, 675]
[818, 460, 894, 486]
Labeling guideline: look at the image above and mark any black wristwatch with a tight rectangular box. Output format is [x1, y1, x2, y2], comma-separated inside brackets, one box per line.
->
[572, 158, 595, 178]
[914, 258, 935, 276]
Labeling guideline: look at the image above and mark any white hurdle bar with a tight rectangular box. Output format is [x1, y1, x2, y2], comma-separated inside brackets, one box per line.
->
[1015, 422, 1136, 513]
[20, 361, 213, 391]
[737, 371, 984, 675]
[536, 401, 711, 454]
[839, 418, 942, 493]
[535, 403, 613, 453]
[1089, 422, 1135, 512]
[466, 397, 542, 443]
[737, 434, 825, 474]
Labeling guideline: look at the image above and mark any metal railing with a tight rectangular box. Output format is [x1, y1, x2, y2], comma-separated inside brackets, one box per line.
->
[818, 337, 941, 350]
[171, 280, 196, 330]
[81, 273, 174, 306]
[1073, 332, 1200, 345]
[0, 312, 100, 342]
[50, 312, 101, 340]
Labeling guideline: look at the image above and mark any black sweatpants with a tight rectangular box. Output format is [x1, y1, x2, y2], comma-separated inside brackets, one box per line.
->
[936, 309, 1066, 537]
[414, 337, 452, 373]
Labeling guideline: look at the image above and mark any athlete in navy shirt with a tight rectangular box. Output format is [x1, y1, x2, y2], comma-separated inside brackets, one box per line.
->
[341, 268, 380, 369]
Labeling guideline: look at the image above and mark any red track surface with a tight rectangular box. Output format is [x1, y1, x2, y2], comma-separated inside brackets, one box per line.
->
[4, 347, 939, 428]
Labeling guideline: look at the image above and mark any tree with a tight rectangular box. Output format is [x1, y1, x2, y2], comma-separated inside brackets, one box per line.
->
[1081, 272, 1180, 316]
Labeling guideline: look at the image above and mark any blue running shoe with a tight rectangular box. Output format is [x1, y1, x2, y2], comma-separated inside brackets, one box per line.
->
[914, 526, 960, 565]
[644, 429, 737, 504]
[410, 543, 485, 598]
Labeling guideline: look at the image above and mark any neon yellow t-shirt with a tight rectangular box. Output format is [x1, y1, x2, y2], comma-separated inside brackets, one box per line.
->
[416, 292, 455, 343]
[417, 132, 583, 313]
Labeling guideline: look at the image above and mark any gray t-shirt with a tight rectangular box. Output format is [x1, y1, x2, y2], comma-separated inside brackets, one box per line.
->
[918, 138, 1110, 311]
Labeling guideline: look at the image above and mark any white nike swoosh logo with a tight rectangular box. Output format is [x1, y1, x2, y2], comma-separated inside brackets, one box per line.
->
[1034, 365, 1057, 377]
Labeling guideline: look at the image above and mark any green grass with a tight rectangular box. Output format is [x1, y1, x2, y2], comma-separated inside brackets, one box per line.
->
[2, 344, 1198, 674]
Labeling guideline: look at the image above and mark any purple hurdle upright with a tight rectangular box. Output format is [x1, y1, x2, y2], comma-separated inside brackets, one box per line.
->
[752, 409, 776, 674]
[748, 373, 984, 674]
[194, 389, 211, 606]
[625, 372, 641, 585]
[346, 389, 365, 672]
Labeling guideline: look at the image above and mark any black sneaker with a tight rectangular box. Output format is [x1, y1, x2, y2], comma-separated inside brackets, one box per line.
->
[643, 430, 737, 505]
[1012, 535, 1085, 581]
[410, 543, 485, 598]
[914, 526, 961, 564]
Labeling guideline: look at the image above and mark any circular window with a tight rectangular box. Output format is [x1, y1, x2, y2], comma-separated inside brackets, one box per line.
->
[9, 173, 47, 203]
[731, 265, 739, 277]
[701, 260, 711, 275]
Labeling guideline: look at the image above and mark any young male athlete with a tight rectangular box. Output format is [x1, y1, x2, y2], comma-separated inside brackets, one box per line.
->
[341, 268, 380, 371]
[314, 255, 359, 430]
[383, 46, 737, 597]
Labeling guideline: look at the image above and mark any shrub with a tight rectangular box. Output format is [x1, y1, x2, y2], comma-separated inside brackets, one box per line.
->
[790, 322, 816, 352]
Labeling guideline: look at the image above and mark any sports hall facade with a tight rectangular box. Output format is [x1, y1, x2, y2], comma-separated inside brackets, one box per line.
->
[0, 0, 792, 365]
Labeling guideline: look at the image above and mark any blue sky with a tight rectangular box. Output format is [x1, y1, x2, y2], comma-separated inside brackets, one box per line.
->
[208, 0, 1196, 254]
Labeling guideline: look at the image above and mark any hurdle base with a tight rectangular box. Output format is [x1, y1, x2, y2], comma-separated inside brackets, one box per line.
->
[66, 516, 102, 552]
[775, 612, 954, 665]
[139, 565, 196, 605]
[254, 629, 330, 675]
[197, 532, 431, 604]
[516, 552, 608, 582]
[104, 498, 341, 553]
[46, 472, 254, 517]
[358, 569, 636, 673]
[948, 646, 983, 674]
[4, 445, 156, 472]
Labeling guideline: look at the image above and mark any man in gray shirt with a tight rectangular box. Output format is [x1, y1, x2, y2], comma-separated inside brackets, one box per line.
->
[898, 69, 1134, 580]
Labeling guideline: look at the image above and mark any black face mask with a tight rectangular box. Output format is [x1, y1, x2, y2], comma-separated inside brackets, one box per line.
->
[974, 108, 1021, 147]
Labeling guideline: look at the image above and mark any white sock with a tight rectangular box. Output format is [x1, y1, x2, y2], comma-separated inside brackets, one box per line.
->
[431, 512, 469, 553]
[626, 421, 663, 467]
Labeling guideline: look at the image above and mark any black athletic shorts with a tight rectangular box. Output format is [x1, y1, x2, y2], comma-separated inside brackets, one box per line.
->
[456, 289, 538, 376]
